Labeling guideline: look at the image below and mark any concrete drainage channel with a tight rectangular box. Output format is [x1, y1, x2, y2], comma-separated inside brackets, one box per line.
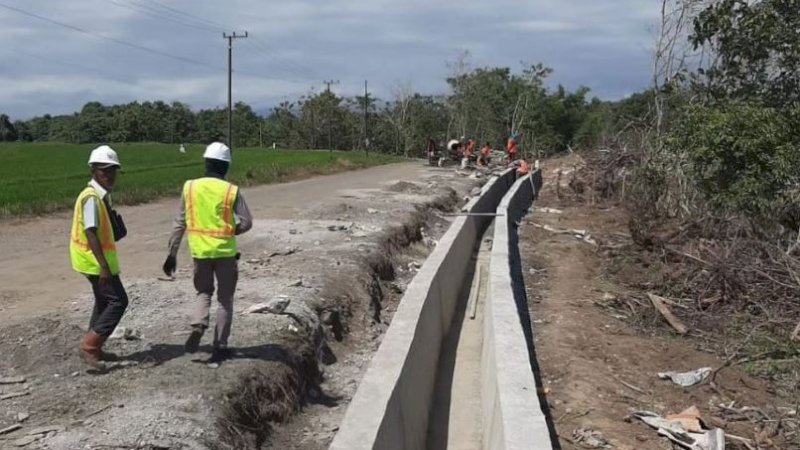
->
[329, 168, 553, 450]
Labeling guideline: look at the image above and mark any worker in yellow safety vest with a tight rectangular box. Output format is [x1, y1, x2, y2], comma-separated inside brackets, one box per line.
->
[71, 145, 129, 370]
[162, 142, 253, 365]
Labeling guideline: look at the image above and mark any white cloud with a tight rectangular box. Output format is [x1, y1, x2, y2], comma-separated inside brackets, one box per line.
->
[1, 0, 662, 117]
[509, 20, 579, 32]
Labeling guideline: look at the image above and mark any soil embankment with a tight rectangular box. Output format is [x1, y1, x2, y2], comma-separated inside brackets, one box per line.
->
[520, 155, 795, 450]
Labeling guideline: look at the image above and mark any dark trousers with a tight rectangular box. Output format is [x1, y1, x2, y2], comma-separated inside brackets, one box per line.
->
[86, 275, 129, 337]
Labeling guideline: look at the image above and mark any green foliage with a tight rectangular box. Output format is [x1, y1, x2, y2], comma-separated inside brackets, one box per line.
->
[0, 114, 17, 142]
[444, 62, 606, 156]
[692, 0, 800, 107]
[0, 142, 398, 217]
[669, 102, 800, 226]
[7, 62, 613, 156]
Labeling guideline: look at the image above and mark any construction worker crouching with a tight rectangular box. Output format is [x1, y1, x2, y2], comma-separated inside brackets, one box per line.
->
[71, 145, 129, 370]
[477, 141, 491, 166]
[517, 159, 530, 175]
[162, 142, 253, 365]
[510, 158, 530, 176]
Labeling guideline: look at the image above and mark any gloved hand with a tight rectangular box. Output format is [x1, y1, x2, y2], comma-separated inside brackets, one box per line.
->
[162, 255, 177, 277]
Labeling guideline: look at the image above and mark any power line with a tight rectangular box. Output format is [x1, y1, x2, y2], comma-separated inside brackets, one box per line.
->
[123, 0, 320, 80]
[136, 0, 232, 32]
[7, 48, 139, 86]
[106, 0, 221, 33]
[103, 0, 318, 82]
[239, 40, 316, 80]
[246, 36, 320, 79]
[0, 2, 221, 70]
[0, 2, 305, 84]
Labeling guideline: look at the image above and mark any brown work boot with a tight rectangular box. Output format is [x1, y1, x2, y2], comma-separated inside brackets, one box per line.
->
[79, 331, 107, 370]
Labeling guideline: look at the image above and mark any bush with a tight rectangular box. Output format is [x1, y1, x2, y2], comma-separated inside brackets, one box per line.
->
[668, 102, 800, 229]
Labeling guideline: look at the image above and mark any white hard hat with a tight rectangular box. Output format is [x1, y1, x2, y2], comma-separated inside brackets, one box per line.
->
[203, 142, 231, 162]
[88, 145, 121, 168]
[447, 139, 460, 151]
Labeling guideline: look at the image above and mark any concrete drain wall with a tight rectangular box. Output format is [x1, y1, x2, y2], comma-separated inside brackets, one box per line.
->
[330, 168, 516, 450]
[482, 169, 552, 450]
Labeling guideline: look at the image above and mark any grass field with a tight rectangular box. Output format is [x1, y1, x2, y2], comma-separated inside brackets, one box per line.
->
[0, 142, 400, 217]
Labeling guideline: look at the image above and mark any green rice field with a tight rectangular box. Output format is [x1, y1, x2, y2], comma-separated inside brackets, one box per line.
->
[0, 142, 399, 217]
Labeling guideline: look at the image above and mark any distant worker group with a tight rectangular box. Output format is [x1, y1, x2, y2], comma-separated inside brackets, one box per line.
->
[71, 141, 252, 371]
[430, 131, 529, 174]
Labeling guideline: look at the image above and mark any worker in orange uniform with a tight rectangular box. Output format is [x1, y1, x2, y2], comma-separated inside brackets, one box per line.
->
[477, 142, 491, 166]
[516, 159, 530, 175]
[465, 139, 476, 159]
[162, 142, 253, 366]
[71, 146, 129, 370]
[507, 132, 519, 161]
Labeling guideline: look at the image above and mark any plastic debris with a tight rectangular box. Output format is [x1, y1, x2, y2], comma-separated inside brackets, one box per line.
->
[537, 207, 563, 214]
[109, 327, 142, 341]
[246, 297, 290, 315]
[630, 409, 724, 450]
[658, 367, 712, 387]
[572, 427, 611, 448]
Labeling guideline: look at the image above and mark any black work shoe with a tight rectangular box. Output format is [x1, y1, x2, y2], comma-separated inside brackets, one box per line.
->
[207, 347, 234, 368]
[99, 351, 119, 362]
[184, 327, 205, 354]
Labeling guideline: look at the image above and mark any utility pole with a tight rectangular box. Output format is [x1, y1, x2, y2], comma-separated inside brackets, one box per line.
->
[223, 31, 248, 149]
[323, 80, 339, 153]
[363, 79, 369, 156]
[323, 80, 339, 93]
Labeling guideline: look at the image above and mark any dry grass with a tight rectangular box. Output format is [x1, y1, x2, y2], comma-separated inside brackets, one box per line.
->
[561, 150, 800, 393]
[215, 338, 321, 449]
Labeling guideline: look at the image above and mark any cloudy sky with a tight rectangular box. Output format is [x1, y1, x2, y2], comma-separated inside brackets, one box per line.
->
[1, 0, 660, 119]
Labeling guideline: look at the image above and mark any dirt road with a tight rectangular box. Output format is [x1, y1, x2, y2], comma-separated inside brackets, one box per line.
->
[0, 162, 433, 326]
[0, 161, 480, 449]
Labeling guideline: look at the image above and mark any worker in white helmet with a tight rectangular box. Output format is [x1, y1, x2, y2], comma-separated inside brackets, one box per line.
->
[70, 145, 129, 370]
[162, 142, 253, 366]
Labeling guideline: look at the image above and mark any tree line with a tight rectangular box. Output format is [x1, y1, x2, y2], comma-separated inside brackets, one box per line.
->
[633, 0, 800, 230]
[1, 58, 642, 158]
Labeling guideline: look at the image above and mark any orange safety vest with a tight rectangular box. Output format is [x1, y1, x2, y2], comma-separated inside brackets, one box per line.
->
[465, 140, 475, 156]
[507, 137, 517, 154]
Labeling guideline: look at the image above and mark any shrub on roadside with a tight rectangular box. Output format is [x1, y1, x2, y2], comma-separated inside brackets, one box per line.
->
[668, 102, 800, 230]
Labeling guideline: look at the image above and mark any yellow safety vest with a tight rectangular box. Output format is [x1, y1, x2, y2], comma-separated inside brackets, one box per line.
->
[184, 177, 239, 259]
[70, 187, 120, 275]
